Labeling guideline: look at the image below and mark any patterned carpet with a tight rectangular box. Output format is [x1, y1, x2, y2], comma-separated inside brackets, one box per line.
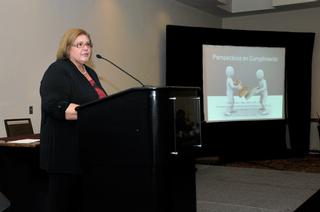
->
[196, 153, 320, 173]
[196, 154, 320, 211]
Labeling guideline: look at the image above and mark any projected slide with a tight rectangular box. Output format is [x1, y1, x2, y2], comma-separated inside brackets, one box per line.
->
[203, 45, 285, 122]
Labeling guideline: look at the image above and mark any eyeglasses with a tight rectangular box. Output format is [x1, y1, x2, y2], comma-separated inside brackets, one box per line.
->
[71, 42, 93, 49]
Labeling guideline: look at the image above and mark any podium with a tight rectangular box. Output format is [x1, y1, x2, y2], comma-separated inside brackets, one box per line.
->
[77, 86, 201, 212]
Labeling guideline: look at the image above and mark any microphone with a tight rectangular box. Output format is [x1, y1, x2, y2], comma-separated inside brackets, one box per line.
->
[96, 54, 145, 87]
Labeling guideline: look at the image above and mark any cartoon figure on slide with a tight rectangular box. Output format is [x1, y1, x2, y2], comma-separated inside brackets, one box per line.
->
[254, 69, 268, 115]
[225, 65, 241, 116]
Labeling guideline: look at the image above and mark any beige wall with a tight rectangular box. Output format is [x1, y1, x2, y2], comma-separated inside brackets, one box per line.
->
[222, 8, 320, 151]
[0, 0, 221, 137]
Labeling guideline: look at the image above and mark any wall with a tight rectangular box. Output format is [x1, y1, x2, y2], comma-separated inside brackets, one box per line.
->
[222, 7, 320, 151]
[0, 0, 221, 137]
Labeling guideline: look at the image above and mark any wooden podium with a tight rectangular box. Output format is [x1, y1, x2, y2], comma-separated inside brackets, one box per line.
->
[77, 86, 201, 212]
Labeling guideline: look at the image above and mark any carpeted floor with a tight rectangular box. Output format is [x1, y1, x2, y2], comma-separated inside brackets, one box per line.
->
[196, 164, 320, 212]
[196, 153, 320, 173]
[196, 153, 320, 211]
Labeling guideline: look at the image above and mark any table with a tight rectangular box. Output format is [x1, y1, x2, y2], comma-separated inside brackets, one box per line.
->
[0, 134, 40, 148]
[0, 134, 47, 212]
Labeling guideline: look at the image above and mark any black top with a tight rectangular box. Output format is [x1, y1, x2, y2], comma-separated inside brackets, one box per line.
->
[40, 59, 106, 174]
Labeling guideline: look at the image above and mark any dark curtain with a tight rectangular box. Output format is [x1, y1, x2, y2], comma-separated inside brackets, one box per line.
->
[166, 25, 314, 159]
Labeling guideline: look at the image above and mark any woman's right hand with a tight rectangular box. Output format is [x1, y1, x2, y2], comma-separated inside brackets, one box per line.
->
[65, 103, 79, 120]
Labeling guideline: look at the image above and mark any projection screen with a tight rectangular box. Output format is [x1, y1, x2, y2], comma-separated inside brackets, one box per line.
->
[203, 45, 286, 122]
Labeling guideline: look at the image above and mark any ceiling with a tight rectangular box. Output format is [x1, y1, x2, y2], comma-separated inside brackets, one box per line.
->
[176, 0, 320, 17]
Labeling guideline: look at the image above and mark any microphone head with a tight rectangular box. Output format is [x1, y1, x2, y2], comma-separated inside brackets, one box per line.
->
[96, 54, 102, 59]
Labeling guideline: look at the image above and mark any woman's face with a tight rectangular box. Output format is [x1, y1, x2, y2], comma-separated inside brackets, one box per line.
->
[69, 34, 92, 66]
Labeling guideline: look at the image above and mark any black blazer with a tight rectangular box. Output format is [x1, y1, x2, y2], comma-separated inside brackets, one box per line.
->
[40, 59, 106, 174]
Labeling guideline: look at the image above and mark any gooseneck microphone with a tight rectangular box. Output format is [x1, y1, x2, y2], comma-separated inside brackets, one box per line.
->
[96, 54, 144, 87]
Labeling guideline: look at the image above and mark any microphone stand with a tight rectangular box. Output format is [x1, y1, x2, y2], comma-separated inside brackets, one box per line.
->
[96, 54, 145, 87]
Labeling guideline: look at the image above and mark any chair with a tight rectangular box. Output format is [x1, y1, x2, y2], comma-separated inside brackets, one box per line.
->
[4, 118, 34, 137]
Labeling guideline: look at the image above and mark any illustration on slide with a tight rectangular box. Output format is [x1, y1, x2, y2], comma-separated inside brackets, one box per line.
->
[254, 69, 268, 115]
[225, 66, 242, 116]
[224, 67, 269, 116]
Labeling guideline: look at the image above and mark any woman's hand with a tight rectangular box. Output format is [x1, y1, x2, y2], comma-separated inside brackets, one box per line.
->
[65, 103, 79, 120]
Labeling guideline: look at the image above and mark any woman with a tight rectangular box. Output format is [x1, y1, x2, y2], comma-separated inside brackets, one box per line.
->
[40, 28, 107, 212]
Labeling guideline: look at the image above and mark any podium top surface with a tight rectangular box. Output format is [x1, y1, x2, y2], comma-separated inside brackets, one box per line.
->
[77, 86, 200, 110]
